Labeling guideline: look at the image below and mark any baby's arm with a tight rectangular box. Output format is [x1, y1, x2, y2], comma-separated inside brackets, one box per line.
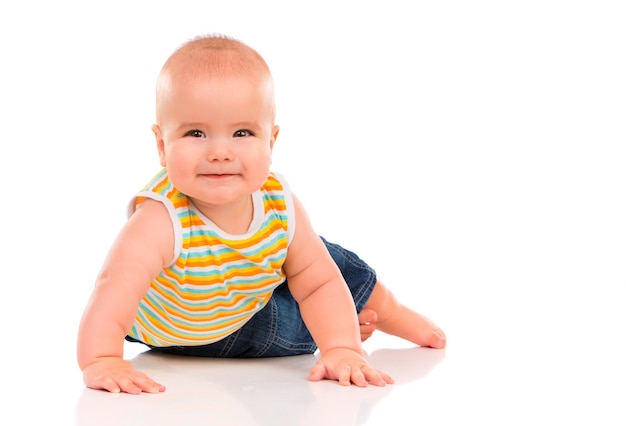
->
[77, 199, 172, 394]
[283, 195, 393, 387]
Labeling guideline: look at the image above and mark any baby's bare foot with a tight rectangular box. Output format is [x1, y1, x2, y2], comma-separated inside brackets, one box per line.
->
[376, 305, 447, 349]
[358, 309, 378, 342]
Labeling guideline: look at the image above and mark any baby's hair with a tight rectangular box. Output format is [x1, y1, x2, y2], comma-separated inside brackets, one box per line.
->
[160, 32, 271, 81]
[155, 32, 276, 121]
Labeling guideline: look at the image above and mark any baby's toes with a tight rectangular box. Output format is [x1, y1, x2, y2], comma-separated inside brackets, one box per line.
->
[428, 329, 447, 348]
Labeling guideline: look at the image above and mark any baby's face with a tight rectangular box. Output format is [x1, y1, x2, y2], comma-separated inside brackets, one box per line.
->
[154, 71, 278, 210]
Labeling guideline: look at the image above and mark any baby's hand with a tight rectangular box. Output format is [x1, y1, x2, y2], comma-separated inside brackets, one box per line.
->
[308, 348, 394, 387]
[82, 357, 166, 394]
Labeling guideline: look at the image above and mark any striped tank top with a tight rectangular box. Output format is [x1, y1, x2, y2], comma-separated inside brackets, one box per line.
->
[126, 168, 295, 347]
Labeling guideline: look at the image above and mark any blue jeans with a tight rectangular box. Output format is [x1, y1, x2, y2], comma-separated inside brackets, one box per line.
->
[126, 237, 377, 357]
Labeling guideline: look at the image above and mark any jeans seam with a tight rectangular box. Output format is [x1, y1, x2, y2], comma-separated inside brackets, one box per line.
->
[253, 297, 278, 356]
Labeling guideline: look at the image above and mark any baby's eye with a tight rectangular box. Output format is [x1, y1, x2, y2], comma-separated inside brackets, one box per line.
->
[185, 129, 205, 138]
[233, 129, 253, 138]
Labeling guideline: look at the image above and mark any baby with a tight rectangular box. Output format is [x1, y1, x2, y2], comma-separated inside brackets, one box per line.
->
[77, 33, 446, 394]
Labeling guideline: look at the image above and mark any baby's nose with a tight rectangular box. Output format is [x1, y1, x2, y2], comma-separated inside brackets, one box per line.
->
[206, 138, 233, 161]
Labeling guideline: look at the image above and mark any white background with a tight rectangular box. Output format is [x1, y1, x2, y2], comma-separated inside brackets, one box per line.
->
[1, 1, 624, 424]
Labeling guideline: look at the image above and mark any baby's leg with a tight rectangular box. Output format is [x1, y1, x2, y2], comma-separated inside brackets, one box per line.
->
[359, 280, 446, 349]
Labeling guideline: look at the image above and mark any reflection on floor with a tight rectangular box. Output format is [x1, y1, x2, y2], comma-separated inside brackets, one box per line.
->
[75, 339, 446, 425]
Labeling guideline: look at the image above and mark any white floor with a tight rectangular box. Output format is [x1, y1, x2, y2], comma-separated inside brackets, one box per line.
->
[9, 287, 625, 425]
[67, 304, 623, 426]
[74, 340, 445, 425]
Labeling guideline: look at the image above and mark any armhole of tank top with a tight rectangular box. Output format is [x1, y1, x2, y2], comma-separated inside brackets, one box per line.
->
[271, 172, 296, 246]
[127, 191, 182, 267]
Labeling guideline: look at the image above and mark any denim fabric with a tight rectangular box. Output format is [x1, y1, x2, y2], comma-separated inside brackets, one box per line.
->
[126, 237, 377, 358]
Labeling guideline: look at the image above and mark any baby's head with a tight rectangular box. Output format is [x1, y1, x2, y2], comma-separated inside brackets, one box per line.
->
[155, 34, 276, 125]
[152, 34, 280, 208]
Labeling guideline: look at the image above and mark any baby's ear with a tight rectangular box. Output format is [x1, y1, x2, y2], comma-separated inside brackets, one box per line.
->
[153, 124, 167, 167]
[270, 125, 280, 150]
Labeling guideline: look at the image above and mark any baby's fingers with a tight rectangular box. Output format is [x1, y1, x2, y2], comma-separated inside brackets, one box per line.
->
[111, 376, 143, 395]
[90, 374, 126, 394]
[118, 374, 165, 394]
[89, 373, 165, 394]
[345, 365, 367, 387]
[361, 366, 395, 387]
[308, 361, 326, 382]
[333, 364, 355, 386]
